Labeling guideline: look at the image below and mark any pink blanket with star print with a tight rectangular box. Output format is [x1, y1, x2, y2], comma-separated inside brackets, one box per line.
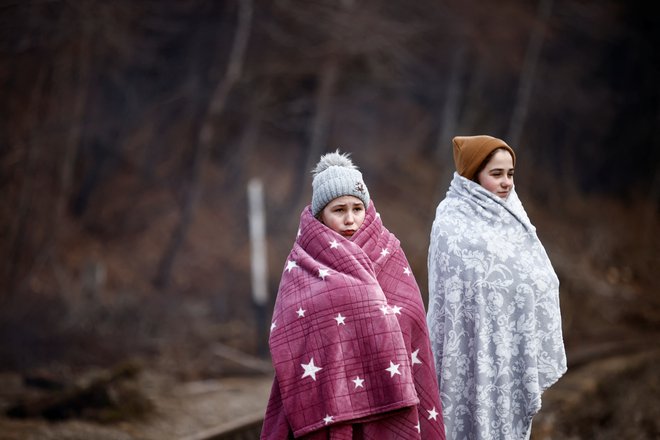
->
[261, 202, 445, 439]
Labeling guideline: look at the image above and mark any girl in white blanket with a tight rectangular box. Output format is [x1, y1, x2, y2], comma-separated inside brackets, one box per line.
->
[427, 135, 567, 440]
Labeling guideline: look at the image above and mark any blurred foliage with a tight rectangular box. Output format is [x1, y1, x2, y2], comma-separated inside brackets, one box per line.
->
[0, 0, 658, 372]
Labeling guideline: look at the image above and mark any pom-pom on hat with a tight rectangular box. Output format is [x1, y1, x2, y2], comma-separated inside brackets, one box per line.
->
[311, 150, 370, 217]
[452, 135, 516, 181]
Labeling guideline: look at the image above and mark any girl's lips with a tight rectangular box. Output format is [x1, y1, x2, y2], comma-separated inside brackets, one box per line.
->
[342, 230, 355, 237]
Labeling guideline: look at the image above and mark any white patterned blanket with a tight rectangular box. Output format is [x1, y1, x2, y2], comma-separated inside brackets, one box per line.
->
[427, 173, 567, 440]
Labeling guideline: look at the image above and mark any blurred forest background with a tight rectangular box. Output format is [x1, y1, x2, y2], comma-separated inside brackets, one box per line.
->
[1, 0, 659, 438]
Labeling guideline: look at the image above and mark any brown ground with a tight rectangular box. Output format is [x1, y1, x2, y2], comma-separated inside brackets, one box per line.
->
[1, 346, 658, 439]
[1, 292, 659, 440]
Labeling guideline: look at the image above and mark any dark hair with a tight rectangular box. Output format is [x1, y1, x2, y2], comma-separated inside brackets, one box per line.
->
[472, 147, 511, 184]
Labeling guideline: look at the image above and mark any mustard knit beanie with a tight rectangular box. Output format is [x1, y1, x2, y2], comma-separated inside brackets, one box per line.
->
[452, 135, 516, 180]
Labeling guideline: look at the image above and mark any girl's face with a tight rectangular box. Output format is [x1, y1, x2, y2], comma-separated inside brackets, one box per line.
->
[319, 195, 365, 238]
[476, 149, 515, 199]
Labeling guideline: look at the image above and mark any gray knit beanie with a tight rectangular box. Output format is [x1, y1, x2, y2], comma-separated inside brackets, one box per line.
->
[311, 150, 370, 217]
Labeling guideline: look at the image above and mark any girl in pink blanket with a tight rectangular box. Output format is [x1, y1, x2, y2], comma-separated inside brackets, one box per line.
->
[261, 151, 445, 439]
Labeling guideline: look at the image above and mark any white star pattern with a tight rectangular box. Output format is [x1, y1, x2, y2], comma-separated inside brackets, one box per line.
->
[411, 348, 422, 365]
[270, 201, 451, 435]
[352, 376, 364, 388]
[386, 361, 401, 377]
[297, 228, 301, 237]
[301, 358, 322, 381]
[334, 313, 346, 325]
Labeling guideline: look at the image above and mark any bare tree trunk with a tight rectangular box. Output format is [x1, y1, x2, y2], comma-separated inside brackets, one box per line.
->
[4, 69, 48, 297]
[436, 43, 467, 176]
[55, 15, 92, 234]
[154, 0, 253, 289]
[281, 1, 365, 216]
[460, 59, 488, 133]
[222, 90, 266, 187]
[436, 43, 467, 162]
[29, 7, 96, 303]
[428, 43, 468, 218]
[506, 0, 553, 148]
[305, 55, 341, 177]
[280, 53, 341, 218]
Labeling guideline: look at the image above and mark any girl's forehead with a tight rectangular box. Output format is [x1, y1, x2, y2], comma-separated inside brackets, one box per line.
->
[328, 195, 364, 205]
[488, 150, 514, 166]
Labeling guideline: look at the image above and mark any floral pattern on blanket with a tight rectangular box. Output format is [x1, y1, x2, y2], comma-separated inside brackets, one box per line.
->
[427, 173, 567, 440]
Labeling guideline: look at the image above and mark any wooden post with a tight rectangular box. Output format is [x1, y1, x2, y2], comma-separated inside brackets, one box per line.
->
[248, 178, 268, 357]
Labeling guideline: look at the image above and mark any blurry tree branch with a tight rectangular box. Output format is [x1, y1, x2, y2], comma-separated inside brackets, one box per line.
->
[154, 0, 254, 289]
[506, 0, 553, 148]
[428, 42, 468, 215]
[286, 53, 341, 212]
[222, 89, 268, 187]
[55, 2, 93, 236]
[436, 43, 467, 161]
[273, 1, 425, 215]
[4, 69, 47, 297]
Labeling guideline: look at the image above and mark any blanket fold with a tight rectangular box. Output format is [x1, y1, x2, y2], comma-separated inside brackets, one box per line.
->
[263, 202, 445, 439]
[427, 173, 567, 440]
